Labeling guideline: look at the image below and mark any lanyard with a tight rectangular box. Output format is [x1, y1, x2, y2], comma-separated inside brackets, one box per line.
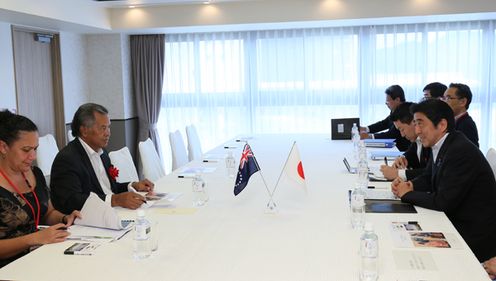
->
[0, 169, 41, 229]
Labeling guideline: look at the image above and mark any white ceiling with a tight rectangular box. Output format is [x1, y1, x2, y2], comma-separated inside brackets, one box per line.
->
[91, 0, 251, 8]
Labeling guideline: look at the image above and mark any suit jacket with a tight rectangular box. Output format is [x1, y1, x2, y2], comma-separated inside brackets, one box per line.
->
[402, 131, 496, 262]
[403, 141, 431, 180]
[456, 113, 479, 147]
[368, 115, 411, 151]
[50, 138, 129, 214]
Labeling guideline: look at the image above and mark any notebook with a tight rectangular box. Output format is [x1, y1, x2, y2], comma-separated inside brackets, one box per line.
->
[331, 118, 360, 140]
[343, 157, 371, 174]
[365, 199, 417, 213]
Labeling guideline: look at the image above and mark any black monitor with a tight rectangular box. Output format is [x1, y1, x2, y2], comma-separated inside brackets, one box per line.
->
[331, 118, 360, 140]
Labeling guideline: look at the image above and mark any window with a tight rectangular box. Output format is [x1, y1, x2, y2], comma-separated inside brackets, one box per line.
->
[158, 21, 496, 172]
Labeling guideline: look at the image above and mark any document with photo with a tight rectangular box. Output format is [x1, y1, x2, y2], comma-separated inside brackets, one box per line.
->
[391, 221, 423, 232]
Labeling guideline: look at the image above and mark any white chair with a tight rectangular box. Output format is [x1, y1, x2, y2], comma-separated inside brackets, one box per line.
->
[169, 130, 189, 171]
[186, 125, 203, 161]
[67, 130, 75, 142]
[36, 134, 59, 185]
[486, 148, 496, 178]
[109, 147, 139, 183]
[138, 138, 165, 182]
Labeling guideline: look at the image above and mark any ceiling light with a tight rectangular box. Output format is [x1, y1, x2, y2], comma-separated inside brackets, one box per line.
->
[129, 5, 136, 8]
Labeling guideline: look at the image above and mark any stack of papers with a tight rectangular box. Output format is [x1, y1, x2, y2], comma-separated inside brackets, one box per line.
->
[74, 193, 133, 230]
[177, 167, 216, 178]
[68, 225, 132, 242]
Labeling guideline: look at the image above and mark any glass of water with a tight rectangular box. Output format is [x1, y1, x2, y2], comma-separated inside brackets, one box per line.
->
[192, 173, 208, 206]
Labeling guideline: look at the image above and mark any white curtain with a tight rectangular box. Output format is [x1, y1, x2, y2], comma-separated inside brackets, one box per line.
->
[159, 21, 496, 172]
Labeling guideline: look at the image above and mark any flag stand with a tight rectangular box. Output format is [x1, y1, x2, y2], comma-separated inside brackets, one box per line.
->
[270, 141, 296, 198]
[254, 158, 278, 214]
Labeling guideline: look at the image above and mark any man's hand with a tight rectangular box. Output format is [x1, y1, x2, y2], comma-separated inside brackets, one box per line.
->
[111, 192, 146, 209]
[380, 165, 399, 180]
[393, 156, 408, 169]
[391, 178, 413, 198]
[483, 256, 496, 279]
[360, 132, 372, 139]
[132, 179, 155, 192]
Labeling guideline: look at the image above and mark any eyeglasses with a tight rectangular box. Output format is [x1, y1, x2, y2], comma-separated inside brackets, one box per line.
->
[441, 95, 462, 101]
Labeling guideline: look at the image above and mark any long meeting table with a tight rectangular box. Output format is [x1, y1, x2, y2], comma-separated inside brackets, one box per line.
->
[0, 134, 490, 280]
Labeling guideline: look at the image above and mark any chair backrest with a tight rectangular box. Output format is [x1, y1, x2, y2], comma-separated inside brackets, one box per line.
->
[109, 147, 139, 183]
[67, 130, 75, 142]
[486, 148, 496, 179]
[36, 134, 59, 185]
[138, 138, 165, 182]
[186, 125, 203, 161]
[169, 130, 189, 171]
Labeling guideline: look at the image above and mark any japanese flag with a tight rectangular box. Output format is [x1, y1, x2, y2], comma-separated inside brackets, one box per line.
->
[282, 142, 306, 190]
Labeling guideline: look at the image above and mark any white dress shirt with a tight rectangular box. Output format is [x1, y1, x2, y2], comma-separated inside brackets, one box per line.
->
[79, 138, 136, 206]
[431, 133, 449, 163]
[398, 137, 423, 180]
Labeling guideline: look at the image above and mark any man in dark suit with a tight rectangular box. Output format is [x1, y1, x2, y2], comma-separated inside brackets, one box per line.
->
[379, 102, 431, 180]
[392, 99, 496, 262]
[359, 85, 410, 151]
[422, 82, 447, 100]
[442, 83, 479, 147]
[51, 103, 154, 214]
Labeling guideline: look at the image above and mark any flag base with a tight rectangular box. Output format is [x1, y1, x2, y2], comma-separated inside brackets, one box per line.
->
[265, 199, 278, 214]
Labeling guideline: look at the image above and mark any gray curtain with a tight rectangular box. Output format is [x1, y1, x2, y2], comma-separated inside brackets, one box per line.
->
[130, 34, 164, 159]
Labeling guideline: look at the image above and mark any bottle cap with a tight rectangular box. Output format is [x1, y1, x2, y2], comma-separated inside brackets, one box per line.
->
[364, 222, 374, 231]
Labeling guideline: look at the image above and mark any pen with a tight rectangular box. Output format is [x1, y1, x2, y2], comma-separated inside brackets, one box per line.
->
[202, 160, 218, 163]
[224, 146, 237, 149]
[70, 251, 92, 256]
[384, 156, 388, 166]
[177, 175, 194, 178]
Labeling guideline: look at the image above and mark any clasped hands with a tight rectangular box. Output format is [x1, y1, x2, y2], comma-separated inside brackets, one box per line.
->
[391, 177, 413, 198]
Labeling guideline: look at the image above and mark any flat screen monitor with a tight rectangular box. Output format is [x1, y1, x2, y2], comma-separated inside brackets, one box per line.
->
[331, 118, 360, 140]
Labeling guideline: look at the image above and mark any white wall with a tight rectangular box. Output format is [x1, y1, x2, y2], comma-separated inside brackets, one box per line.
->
[0, 22, 16, 112]
[86, 34, 132, 119]
[59, 32, 90, 123]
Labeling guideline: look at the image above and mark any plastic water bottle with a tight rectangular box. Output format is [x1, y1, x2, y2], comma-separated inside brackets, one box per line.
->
[357, 147, 369, 189]
[225, 151, 236, 178]
[350, 185, 366, 229]
[351, 123, 360, 160]
[192, 173, 208, 206]
[360, 222, 379, 281]
[133, 209, 151, 260]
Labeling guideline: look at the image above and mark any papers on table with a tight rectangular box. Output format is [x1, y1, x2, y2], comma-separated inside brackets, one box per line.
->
[74, 192, 133, 230]
[390, 222, 462, 249]
[67, 225, 132, 243]
[177, 166, 216, 178]
[143, 192, 183, 208]
[393, 250, 438, 271]
[363, 189, 399, 200]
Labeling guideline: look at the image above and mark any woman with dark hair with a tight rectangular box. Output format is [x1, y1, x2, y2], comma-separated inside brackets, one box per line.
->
[0, 110, 80, 267]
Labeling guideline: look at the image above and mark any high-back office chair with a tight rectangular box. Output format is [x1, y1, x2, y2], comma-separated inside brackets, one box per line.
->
[169, 130, 189, 171]
[36, 134, 59, 186]
[486, 148, 496, 178]
[109, 147, 139, 183]
[186, 125, 203, 161]
[67, 130, 75, 142]
[138, 138, 166, 182]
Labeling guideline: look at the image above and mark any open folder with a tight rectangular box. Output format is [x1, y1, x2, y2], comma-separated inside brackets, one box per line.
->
[74, 192, 133, 230]
[364, 139, 396, 148]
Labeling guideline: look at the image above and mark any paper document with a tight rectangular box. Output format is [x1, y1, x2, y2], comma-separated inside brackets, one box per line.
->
[74, 192, 132, 230]
[363, 189, 399, 200]
[177, 167, 216, 177]
[143, 192, 183, 208]
[68, 224, 132, 242]
[393, 250, 438, 271]
[370, 150, 403, 160]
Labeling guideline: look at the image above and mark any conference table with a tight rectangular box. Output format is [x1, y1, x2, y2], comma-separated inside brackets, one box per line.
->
[0, 134, 490, 281]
